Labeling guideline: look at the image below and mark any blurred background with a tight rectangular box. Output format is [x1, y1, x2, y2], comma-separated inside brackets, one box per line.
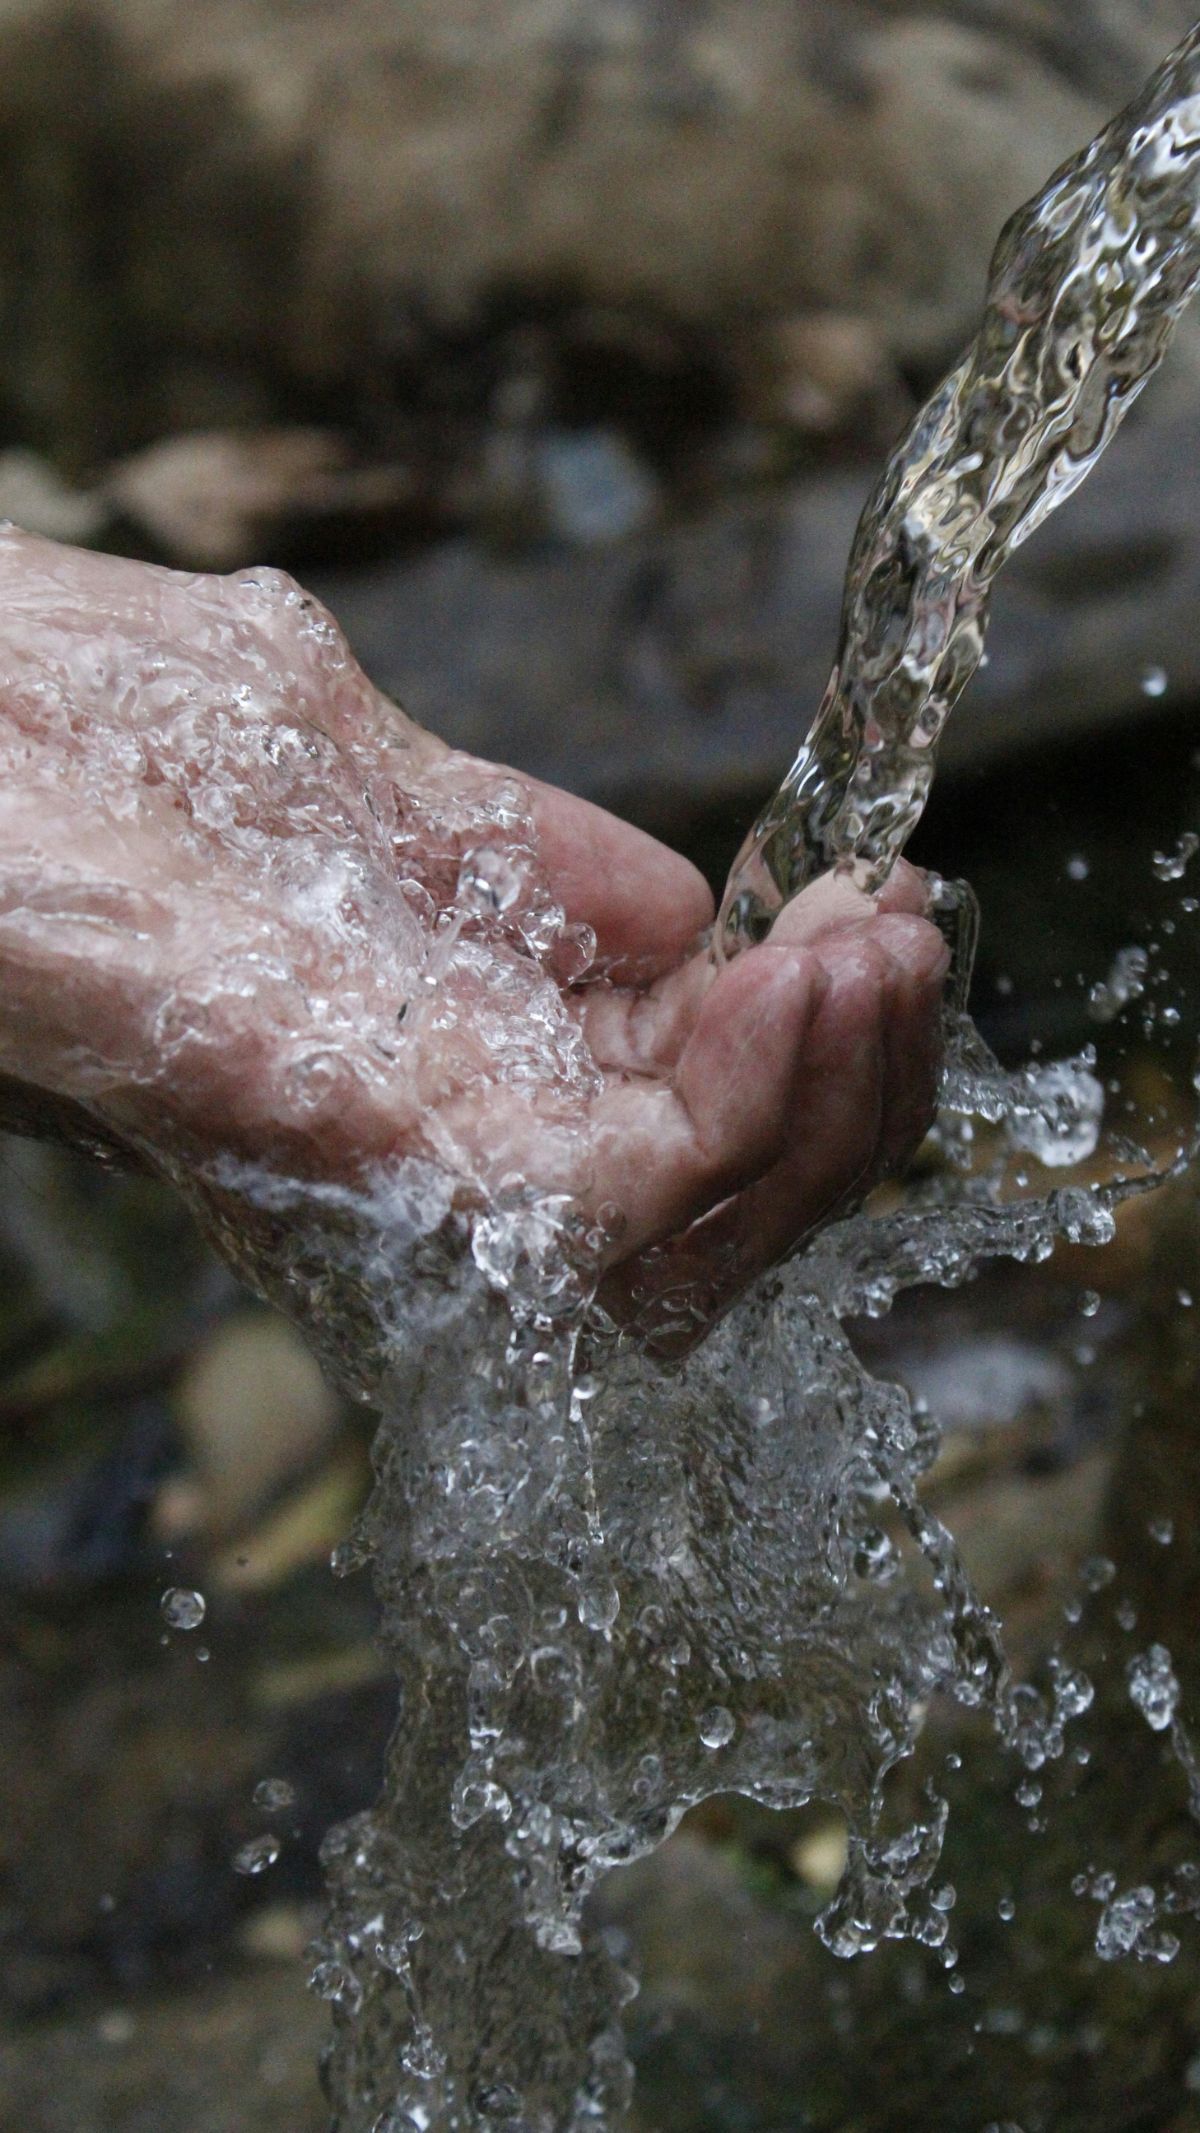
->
[4, 3, 1200, 2128]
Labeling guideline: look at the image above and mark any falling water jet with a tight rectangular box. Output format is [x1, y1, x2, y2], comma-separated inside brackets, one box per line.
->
[718, 17, 1200, 952]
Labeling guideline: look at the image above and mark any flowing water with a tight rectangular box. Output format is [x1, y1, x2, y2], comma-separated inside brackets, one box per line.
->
[93, 20, 1200, 2132]
[717, 17, 1200, 953]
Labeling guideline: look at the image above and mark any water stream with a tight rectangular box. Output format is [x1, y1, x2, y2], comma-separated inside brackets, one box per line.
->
[153, 21, 1200, 2132]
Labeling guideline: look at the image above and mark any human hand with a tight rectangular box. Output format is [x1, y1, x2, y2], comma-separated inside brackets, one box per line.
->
[0, 529, 947, 1339]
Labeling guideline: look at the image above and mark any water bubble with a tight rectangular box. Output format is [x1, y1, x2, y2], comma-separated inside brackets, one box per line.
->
[160, 1587, 206, 1631]
[253, 1778, 297, 1814]
[309, 1959, 364, 2013]
[1081, 1555, 1116, 1593]
[1141, 665, 1169, 697]
[1014, 1779, 1042, 1810]
[1078, 1289, 1101, 1317]
[698, 1706, 736, 1750]
[577, 1580, 621, 1635]
[1087, 944, 1148, 1023]
[457, 847, 526, 915]
[1151, 831, 1198, 881]
[1115, 1599, 1139, 1633]
[232, 1834, 280, 1876]
[1065, 854, 1090, 881]
[1095, 1884, 1179, 1965]
[400, 2028, 447, 2080]
[450, 1772, 512, 1830]
[1050, 1660, 1094, 1721]
[854, 1528, 899, 1584]
[914, 1910, 949, 1948]
[470, 2080, 523, 2121]
[1127, 1644, 1181, 1731]
[1149, 1516, 1175, 1545]
[998, 1896, 1016, 1922]
[1007, 1057, 1104, 1166]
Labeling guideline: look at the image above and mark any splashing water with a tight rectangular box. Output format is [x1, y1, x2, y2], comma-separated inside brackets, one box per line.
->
[25, 22, 1200, 2133]
[172, 26, 1200, 2133]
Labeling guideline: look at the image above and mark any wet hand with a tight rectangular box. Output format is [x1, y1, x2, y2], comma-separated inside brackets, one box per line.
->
[0, 529, 948, 1339]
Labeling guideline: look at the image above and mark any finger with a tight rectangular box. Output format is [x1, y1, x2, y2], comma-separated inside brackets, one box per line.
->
[575, 942, 830, 1252]
[606, 931, 891, 1337]
[578, 859, 936, 1080]
[522, 776, 714, 978]
[874, 912, 948, 1171]
[607, 913, 947, 1345]
[768, 855, 931, 950]
[878, 857, 932, 917]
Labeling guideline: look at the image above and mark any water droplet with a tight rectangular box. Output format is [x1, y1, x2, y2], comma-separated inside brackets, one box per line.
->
[470, 2079, 523, 2121]
[1128, 1644, 1180, 1731]
[1087, 944, 1148, 1023]
[1152, 831, 1199, 881]
[160, 1587, 206, 1631]
[577, 1580, 620, 1635]
[1080, 1555, 1116, 1593]
[253, 1778, 297, 1814]
[232, 1834, 280, 1877]
[400, 2028, 447, 2080]
[309, 1959, 363, 2012]
[698, 1706, 736, 1750]
[457, 847, 526, 916]
[1095, 1883, 1178, 1964]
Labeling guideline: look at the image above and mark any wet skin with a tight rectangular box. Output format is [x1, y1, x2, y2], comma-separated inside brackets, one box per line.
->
[0, 528, 948, 1340]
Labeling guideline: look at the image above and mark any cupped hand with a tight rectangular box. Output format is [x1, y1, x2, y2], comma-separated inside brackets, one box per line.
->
[0, 529, 948, 1339]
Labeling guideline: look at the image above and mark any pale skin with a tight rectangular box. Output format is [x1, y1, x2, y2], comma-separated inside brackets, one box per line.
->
[0, 527, 948, 1342]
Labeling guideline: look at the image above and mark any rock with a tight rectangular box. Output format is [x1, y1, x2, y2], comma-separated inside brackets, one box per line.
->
[170, 1309, 342, 1538]
[736, 312, 910, 444]
[106, 429, 417, 571]
[0, 448, 106, 543]
[208, 1444, 372, 1591]
[0, 1959, 327, 2132]
[534, 428, 658, 546]
[0, 0, 1194, 464]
